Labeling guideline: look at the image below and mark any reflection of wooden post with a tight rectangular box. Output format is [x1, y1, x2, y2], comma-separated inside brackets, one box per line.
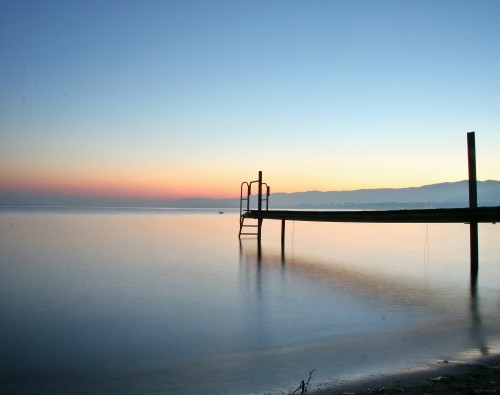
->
[467, 132, 479, 278]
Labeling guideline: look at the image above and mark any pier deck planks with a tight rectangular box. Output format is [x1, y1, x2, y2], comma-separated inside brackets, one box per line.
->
[243, 206, 500, 224]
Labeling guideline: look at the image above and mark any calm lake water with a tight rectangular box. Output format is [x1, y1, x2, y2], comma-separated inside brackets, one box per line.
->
[1, 208, 499, 394]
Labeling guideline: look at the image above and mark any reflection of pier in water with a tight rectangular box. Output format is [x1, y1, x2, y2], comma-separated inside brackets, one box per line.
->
[239, 133, 500, 283]
[239, 240, 495, 357]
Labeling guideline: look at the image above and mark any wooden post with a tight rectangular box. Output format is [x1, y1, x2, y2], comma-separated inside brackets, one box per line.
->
[281, 220, 286, 253]
[247, 184, 251, 213]
[467, 132, 479, 278]
[467, 132, 478, 209]
[470, 222, 479, 284]
[258, 171, 263, 211]
[257, 171, 263, 246]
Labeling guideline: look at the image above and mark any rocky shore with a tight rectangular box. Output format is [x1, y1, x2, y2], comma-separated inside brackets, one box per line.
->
[309, 355, 500, 395]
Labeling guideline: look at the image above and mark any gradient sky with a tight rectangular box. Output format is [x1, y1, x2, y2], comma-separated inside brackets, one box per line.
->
[1, 0, 499, 202]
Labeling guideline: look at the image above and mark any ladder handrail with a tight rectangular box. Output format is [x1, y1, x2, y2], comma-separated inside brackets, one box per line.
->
[239, 174, 271, 238]
[240, 180, 270, 216]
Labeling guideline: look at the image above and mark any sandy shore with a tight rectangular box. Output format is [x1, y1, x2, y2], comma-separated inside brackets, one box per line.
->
[308, 354, 500, 395]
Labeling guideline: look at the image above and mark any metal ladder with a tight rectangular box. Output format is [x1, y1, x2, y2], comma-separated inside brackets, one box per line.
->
[238, 173, 270, 238]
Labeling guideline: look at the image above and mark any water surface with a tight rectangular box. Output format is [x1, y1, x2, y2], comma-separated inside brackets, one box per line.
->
[1, 208, 499, 394]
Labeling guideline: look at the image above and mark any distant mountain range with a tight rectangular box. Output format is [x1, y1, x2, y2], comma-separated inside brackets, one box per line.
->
[2, 180, 499, 209]
[166, 180, 500, 209]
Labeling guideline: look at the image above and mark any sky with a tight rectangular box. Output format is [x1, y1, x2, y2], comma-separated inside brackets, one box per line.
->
[1, 0, 499, 204]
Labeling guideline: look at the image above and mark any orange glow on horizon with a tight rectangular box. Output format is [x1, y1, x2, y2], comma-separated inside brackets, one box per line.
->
[1, 170, 474, 201]
[0, 157, 478, 203]
[1, 170, 239, 200]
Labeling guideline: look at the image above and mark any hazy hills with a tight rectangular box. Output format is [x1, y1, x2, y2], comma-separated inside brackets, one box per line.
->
[166, 180, 500, 209]
[1, 180, 499, 209]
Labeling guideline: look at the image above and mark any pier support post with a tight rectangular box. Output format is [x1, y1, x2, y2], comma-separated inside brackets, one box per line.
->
[281, 220, 286, 253]
[467, 132, 479, 280]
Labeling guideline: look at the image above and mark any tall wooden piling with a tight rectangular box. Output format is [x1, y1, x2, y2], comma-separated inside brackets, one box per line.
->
[468, 132, 478, 209]
[467, 132, 479, 279]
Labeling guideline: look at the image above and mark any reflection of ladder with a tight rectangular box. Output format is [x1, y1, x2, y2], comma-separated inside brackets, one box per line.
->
[238, 171, 270, 238]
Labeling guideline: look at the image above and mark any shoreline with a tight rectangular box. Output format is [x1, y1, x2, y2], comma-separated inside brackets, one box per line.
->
[308, 354, 500, 394]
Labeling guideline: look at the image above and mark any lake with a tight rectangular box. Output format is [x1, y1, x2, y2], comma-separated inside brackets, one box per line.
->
[1, 208, 499, 394]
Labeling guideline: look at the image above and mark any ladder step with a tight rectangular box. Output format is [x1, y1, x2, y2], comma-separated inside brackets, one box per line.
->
[242, 224, 259, 227]
[240, 233, 259, 236]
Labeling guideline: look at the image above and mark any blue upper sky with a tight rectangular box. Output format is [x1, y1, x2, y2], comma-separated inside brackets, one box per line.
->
[1, 0, 499, 201]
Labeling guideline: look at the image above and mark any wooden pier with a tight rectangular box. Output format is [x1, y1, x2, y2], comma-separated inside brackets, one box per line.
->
[243, 206, 500, 224]
[238, 133, 500, 280]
